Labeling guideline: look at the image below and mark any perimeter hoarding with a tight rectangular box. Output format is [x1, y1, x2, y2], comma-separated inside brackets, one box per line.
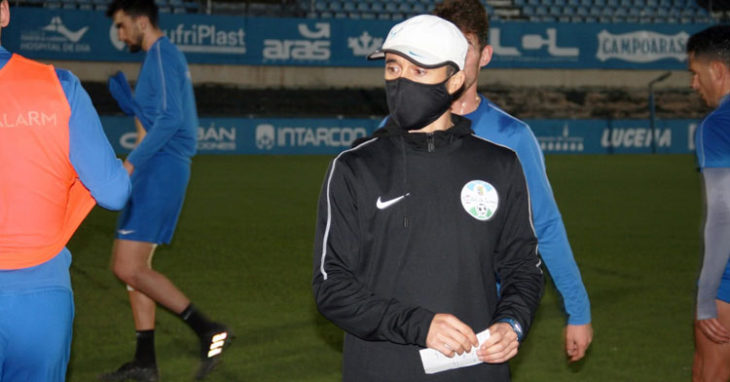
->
[102, 116, 378, 155]
[3, 7, 712, 69]
[101, 116, 699, 155]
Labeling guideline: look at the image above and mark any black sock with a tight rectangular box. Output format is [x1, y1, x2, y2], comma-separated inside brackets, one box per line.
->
[134, 330, 156, 366]
[180, 303, 216, 339]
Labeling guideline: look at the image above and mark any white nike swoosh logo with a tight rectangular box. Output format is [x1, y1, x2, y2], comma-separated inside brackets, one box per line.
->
[117, 229, 135, 235]
[376, 193, 410, 210]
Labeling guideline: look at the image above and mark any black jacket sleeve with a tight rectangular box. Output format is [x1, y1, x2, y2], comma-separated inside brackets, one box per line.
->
[490, 156, 545, 340]
[312, 157, 435, 347]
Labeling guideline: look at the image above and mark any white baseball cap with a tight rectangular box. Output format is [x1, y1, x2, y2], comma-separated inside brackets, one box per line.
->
[368, 14, 468, 71]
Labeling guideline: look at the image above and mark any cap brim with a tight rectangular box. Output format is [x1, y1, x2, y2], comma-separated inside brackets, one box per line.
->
[367, 50, 385, 60]
[370, 48, 459, 71]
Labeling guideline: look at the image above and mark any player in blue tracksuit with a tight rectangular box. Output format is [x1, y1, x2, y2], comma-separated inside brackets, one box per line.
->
[688, 25, 730, 381]
[101, 1, 230, 381]
[114, 36, 197, 245]
[0, 0, 130, 378]
[464, 97, 591, 326]
[434, 0, 592, 362]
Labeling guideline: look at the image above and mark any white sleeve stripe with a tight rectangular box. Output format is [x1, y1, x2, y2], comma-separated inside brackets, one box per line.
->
[155, 43, 167, 111]
[319, 138, 378, 280]
[517, 158, 540, 260]
[319, 159, 337, 281]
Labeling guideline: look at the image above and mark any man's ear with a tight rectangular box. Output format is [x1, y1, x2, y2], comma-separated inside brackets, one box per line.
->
[135, 14, 149, 32]
[710, 59, 730, 83]
[0, 0, 10, 30]
[447, 71, 466, 94]
[479, 44, 493, 68]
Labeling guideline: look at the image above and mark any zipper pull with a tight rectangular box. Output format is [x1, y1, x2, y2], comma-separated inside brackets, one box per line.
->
[427, 133, 435, 152]
[403, 216, 409, 228]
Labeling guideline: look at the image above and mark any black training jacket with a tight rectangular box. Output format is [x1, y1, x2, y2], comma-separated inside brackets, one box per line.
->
[312, 115, 544, 382]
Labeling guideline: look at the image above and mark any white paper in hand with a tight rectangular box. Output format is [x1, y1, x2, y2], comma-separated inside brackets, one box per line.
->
[419, 329, 491, 374]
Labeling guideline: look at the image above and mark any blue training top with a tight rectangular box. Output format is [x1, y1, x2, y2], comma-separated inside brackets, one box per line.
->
[465, 94, 591, 325]
[696, 96, 730, 170]
[127, 36, 197, 168]
[694, 95, 730, 301]
[0, 46, 130, 291]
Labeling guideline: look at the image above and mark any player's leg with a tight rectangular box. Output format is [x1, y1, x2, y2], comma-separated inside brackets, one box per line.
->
[128, 242, 157, 333]
[112, 239, 190, 312]
[694, 321, 709, 382]
[129, 287, 156, 332]
[101, 240, 169, 382]
[109, 158, 231, 379]
[0, 288, 73, 382]
[692, 340, 702, 382]
[693, 300, 730, 382]
[108, 238, 231, 379]
[138, 157, 232, 379]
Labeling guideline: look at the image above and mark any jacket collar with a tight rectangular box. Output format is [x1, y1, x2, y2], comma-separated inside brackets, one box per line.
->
[377, 114, 473, 151]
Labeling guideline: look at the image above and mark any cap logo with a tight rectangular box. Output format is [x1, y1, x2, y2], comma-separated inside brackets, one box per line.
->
[460, 180, 499, 221]
[374, 15, 467, 71]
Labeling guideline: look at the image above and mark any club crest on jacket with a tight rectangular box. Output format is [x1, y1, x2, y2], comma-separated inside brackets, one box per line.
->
[461, 180, 498, 221]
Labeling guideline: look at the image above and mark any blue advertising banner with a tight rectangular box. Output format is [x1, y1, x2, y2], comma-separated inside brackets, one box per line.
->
[529, 118, 697, 154]
[489, 24, 706, 69]
[102, 116, 380, 155]
[3, 7, 713, 69]
[101, 116, 699, 155]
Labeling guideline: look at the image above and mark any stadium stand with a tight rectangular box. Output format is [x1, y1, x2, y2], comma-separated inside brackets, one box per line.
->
[14, 0, 200, 13]
[8, 0, 720, 22]
[77, 80, 705, 120]
[297, 0, 715, 22]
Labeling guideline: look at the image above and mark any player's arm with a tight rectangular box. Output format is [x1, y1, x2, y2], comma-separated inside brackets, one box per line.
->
[107, 71, 154, 130]
[512, 128, 593, 361]
[697, 167, 730, 343]
[513, 129, 591, 327]
[121, 117, 148, 174]
[60, 69, 130, 210]
[135, 117, 147, 145]
[126, 48, 185, 169]
[481, 155, 544, 363]
[313, 158, 473, 353]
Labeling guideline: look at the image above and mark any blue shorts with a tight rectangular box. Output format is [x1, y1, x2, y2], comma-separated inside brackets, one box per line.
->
[0, 251, 74, 382]
[116, 154, 190, 244]
[718, 266, 730, 303]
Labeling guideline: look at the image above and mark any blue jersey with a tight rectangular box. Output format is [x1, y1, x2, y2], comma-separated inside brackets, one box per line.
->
[465, 94, 591, 325]
[694, 95, 730, 304]
[696, 96, 730, 170]
[0, 46, 130, 291]
[128, 36, 197, 168]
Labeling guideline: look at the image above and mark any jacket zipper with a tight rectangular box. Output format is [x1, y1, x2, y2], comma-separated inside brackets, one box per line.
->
[427, 133, 435, 152]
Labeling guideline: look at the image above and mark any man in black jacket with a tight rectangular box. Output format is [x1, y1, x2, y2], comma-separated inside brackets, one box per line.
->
[312, 14, 544, 381]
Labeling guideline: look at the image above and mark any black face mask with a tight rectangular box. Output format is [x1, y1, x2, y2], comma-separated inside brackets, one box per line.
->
[385, 76, 454, 131]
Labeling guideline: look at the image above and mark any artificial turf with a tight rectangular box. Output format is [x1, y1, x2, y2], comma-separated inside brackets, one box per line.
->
[66, 154, 701, 381]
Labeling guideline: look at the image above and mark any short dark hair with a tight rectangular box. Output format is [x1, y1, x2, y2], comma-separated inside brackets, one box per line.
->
[106, 0, 159, 27]
[687, 25, 730, 66]
[445, 64, 457, 76]
[433, 0, 489, 50]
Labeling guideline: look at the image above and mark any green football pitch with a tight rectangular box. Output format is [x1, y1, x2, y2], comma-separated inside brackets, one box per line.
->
[66, 154, 700, 381]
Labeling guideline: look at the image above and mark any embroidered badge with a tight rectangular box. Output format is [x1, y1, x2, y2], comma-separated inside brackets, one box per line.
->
[461, 180, 499, 221]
